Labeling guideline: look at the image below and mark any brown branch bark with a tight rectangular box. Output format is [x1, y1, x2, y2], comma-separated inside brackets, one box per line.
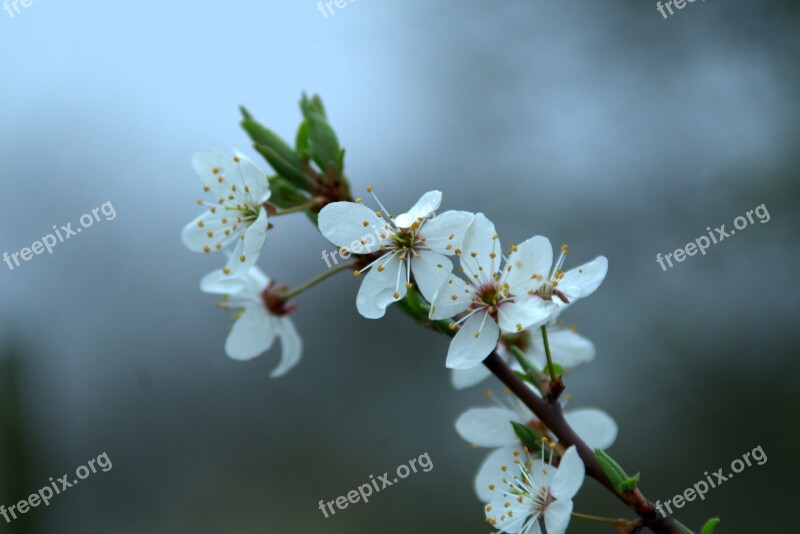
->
[483, 352, 684, 534]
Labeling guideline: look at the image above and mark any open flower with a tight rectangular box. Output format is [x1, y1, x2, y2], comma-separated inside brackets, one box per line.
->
[429, 214, 557, 369]
[455, 387, 616, 502]
[182, 150, 271, 278]
[484, 445, 585, 534]
[318, 189, 473, 318]
[450, 325, 596, 390]
[200, 266, 301, 377]
[511, 236, 608, 321]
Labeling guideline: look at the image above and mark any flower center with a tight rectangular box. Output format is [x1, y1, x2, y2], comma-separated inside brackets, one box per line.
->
[261, 282, 296, 316]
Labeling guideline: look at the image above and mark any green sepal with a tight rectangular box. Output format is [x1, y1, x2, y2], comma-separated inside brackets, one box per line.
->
[619, 472, 640, 491]
[595, 449, 639, 493]
[511, 422, 542, 453]
[700, 518, 721, 534]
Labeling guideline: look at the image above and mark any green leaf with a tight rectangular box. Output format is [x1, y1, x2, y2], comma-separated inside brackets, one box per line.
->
[511, 422, 542, 453]
[305, 110, 342, 176]
[267, 176, 308, 208]
[595, 449, 637, 492]
[239, 110, 308, 190]
[675, 519, 695, 534]
[700, 518, 721, 534]
[300, 92, 327, 118]
[295, 121, 310, 160]
[253, 143, 308, 190]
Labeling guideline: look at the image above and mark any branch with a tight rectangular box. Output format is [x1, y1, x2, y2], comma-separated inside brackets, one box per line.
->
[482, 352, 683, 534]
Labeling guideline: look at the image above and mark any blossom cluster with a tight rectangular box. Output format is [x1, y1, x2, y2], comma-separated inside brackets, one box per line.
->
[178, 96, 729, 533]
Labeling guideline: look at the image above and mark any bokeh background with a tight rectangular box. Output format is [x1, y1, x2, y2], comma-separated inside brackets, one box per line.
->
[1, 1, 798, 532]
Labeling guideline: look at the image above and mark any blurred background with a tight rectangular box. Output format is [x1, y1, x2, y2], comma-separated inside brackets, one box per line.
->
[1, 0, 798, 532]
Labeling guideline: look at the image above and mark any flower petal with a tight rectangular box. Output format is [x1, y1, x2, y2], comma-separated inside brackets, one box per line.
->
[502, 235, 552, 294]
[496, 297, 558, 334]
[543, 498, 573, 534]
[223, 208, 269, 278]
[564, 408, 618, 450]
[192, 150, 269, 202]
[224, 304, 277, 361]
[485, 495, 531, 533]
[450, 365, 493, 390]
[428, 274, 472, 320]
[232, 150, 270, 203]
[271, 317, 302, 377]
[455, 407, 519, 447]
[200, 265, 268, 297]
[394, 190, 442, 228]
[446, 312, 500, 369]
[356, 253, 407, 319]
[550, 446, 585, 501]
[420, 210, 474, 254]
[318, 201, 392, 253]
[181, 209, 220, 252]
[460, 213, 501, 286]
[411, 250, 453, 303]
[558, 256, 608, 300]
[475, 444, 520, 502]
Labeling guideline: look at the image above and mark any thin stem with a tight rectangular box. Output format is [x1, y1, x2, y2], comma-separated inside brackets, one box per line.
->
[572, 511, 630, 527]
[282, 262, 355, 299]
[271, 200, 317, 216]
[540, 324, 556, 382]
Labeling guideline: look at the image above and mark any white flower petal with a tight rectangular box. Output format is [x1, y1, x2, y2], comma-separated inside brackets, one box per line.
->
[455, 407, 519, 447]
[270, 317, 302, 377]
[356, 254, 407, 319]
[181, 209, 220, 252]
[420, 210, 474, 254]
[497, 297, 558, 334]
[543, 498, 573, 534]
[318, 201, 391, 253]
[429, 274, 472, 320]
[485, 495, 531, 533]
[446, 312, 500, 369]
[450, 365, 493, 390]
[394, 190, 442, 228]
[460, 213, 501, 286]
[192, 150, 269, 203]
[232, 150, 270, 203]
[502, 235, 552, 293]
[201, 266, 269, 300]
[564, 408, 618, 450]
[411, 251, 453, 303]
[550, 446, 585, 501]
[558, 256, 608, 301]
[224, 304, 277, 361]
[475, 444, 520, 502]
[223, 208, 269, 278]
